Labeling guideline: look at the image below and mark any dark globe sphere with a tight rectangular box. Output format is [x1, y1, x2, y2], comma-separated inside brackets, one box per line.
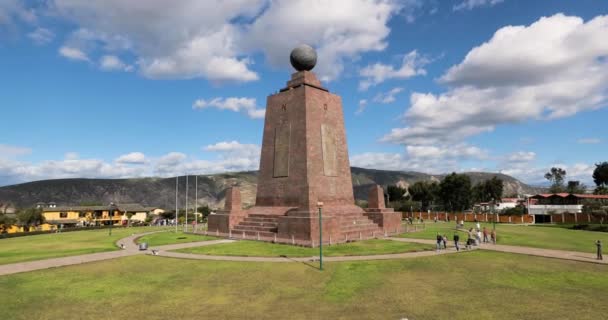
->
[290, 44, 317, 71]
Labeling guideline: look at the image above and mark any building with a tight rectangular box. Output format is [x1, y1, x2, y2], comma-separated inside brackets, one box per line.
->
[473, 198, 523, 212]
[528, 193, 608, 222]
[41, 203, 161, 227]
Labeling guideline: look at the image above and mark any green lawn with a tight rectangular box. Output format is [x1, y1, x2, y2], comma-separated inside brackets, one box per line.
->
[176, 239, 432, 257]
[399, 222, 608, 253]
[136, 231, 217, 247]
[1, 251, 606, 319]
[0, 226, 169, 265]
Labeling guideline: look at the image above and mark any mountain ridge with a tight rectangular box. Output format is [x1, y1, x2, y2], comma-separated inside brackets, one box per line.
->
[0, 167, 546, 209]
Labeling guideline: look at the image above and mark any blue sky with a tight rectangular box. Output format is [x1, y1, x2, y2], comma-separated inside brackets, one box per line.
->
[0, 0, 607, 186]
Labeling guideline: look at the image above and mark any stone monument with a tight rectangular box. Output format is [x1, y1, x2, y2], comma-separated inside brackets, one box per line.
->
[208, 44, 402, 245]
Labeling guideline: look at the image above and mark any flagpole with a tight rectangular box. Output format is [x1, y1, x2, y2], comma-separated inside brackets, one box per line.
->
[195, 175, 198, 227]
[175, 176, 178, 233]
[185, 174, 189, 232]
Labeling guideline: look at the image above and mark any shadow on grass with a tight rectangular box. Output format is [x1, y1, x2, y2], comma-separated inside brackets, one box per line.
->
[280, 254, 321, 270]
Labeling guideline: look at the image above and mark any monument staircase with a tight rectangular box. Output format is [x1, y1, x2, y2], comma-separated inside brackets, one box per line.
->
[231, 214, 279, 237]
[230, 210, 388, 240]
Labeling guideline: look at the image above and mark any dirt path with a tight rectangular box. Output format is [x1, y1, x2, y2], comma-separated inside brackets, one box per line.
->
[388, 237, 607, 265]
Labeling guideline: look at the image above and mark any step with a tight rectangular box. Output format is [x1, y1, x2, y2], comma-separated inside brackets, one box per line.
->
[238, 221, 279, 227]
[230, 229, 277, 238]
[232, 225, 278, 232]
[340, 225, 379, 232]
[248, 214, 284, 218]
[243, 217, 279, 223]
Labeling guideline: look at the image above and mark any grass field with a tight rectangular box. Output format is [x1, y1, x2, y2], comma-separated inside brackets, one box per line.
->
[176, 239, 432, 257]
[399, 222, 608, 253]
[136, 231, 217, 247]
[0, 226, 169, 265]
[1, 251, 606, 319]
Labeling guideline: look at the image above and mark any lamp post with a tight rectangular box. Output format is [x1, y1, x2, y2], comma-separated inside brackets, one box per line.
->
[109, 202, 116, 236]
[317, 201, 324, 271]
[491, 198, 496, 230]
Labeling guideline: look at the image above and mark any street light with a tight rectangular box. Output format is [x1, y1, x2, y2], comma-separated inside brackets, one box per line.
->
[317, 201, 324, 271]
[491, 198, 496, 230]
[109, 202, 117, 236]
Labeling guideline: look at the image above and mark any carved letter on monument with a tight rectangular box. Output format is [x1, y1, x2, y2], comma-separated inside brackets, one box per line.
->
[273, 124, 290, 177]
[321, 124, 338, 176]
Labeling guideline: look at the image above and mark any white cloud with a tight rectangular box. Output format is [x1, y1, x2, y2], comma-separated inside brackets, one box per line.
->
[577, 138, 601, 144]
[0, 144, 31, 158]
[115, 152, 146, 164]
[505, 151, 536, 163]
[0, 141, 263, 186]
[193, 97, 265, 119]
[350, 143, 487, 174]
[100, 55, 133, 72]
[359, 50, 428, 90]
[45, 0, 410, 83]
[64, 152, 79, 160]
[373, 87, 404, 104]
[499, 162, 594, 186]
[27, 27, 54, 45]
[384, 14, 608, 147]
[59, 46, 89, 61]
[0, 0, 36, 26]
[246, 0, 405, 82]
[355, 99, 368, 115]
[453, 0, 504, 11]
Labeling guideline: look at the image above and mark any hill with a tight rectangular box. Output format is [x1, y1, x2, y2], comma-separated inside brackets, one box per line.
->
[0, 168, 545, 210]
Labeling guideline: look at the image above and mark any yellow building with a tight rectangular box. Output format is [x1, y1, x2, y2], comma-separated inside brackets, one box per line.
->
[2, 223, 57, 234]
[41, 203, 159, 227]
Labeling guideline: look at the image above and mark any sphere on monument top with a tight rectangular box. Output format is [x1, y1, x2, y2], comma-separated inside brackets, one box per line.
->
[290, 44, 317, 71]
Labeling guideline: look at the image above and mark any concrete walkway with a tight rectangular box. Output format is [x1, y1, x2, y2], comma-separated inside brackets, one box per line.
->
[0, 231, 241, 276]
[1, 232, 605, 276]
[0, 231, 156, 276]
[157, 245, 460, 263]
[389, 237, 607, 265]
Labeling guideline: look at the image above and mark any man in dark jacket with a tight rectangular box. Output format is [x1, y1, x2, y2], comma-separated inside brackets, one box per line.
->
[597, 240, 603, 260]
[453, 233, 460, 251]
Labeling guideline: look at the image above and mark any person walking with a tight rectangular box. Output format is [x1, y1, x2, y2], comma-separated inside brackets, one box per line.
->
[453, 233, 460, 251]
[436, 234, 443, 252]
[483, 227, 489, 243]
[442, 234, 448, 249]
[596, 240, 603, 260]
[466, 228, 473, 250]
[491, 229, 497, 244]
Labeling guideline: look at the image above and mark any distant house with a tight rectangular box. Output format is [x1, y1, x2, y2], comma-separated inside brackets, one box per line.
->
[528, 193, 608, 216]
[41, 203, 160, 227]
[473, 198, 523, 212]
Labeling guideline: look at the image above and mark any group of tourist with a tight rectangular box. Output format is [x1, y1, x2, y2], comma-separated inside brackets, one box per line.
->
[436, 222, 497, 252]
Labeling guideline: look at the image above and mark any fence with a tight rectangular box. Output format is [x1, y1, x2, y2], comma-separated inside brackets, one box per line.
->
[401, 211, 604, 224]
[196, 226, 404, 248]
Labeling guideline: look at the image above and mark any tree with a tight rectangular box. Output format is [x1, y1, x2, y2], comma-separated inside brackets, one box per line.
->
[439, 173, 472, 212]
[471, 176, 503, 203]
[197, 205, 212, 221]
[501, 206, 526, 216]
[17, 208, 45, 228]
[544, 167, 566, 193]
[385, 185, 407, 204]
[0, 214, 16, 233]
[566, 180, 586, 194]
[408, 181, 438, 211]
[126, 211, 134, 227]
[593, 162, 608, 194]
